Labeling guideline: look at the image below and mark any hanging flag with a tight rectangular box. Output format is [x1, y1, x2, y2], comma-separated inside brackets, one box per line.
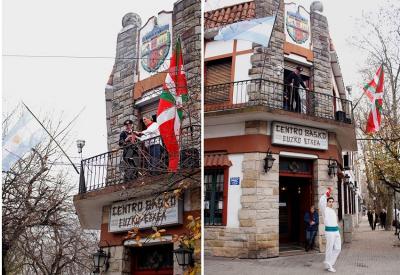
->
[363, 65, 384, 134]
[157, 38, 188, 171]
[214, 16, 276, 47]
[2, 109, 46, 171]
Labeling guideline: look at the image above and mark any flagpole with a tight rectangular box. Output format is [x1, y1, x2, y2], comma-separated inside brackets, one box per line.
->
[22, 102, 80, 174]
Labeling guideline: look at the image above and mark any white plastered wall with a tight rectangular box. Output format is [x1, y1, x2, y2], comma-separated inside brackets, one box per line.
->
[227, 154, 244, 227]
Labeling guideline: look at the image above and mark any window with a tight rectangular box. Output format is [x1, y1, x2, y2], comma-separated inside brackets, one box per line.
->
[205, 58, 232, 86]
[204, 169, 226, 226]
[205, 58, 232, 105]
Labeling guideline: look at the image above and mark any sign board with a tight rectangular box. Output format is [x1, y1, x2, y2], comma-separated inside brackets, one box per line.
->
[272, 122, 328, 150]
[138, 12, 173, 80]
[284, 1, 311, 48]
[230, 177, 240, 185]
[109, 193, 182, 233]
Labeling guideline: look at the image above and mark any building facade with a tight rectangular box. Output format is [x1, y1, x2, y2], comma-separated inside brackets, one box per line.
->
[74, 0, 201, 274]
[204, 0, 358, 258]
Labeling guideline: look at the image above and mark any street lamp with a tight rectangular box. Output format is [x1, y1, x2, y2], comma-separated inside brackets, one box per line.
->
[328, 158, 338, 177]
[76, 139, 86, 158]
[264, 150, 275, 173]
[92, 248, 109, 274]
[173, 245, 194, 267]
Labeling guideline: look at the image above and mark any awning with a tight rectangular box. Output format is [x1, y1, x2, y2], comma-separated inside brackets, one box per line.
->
[205, 152, 232, 167]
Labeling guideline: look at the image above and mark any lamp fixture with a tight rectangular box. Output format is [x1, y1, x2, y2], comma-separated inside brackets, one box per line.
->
[328, 158, 338, 177]
[92, 248, 109, 274]
[173, 245, 194, 267]
[264, 149, 275, 173]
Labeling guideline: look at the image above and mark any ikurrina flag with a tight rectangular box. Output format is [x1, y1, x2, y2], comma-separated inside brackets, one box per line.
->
[363, 65, 384, 134]
[156, 39, 188, 171]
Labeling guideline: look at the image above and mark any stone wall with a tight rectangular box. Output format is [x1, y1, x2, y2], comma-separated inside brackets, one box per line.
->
[105, 13, 142, 152]
[313, 158, 339, 251]
[205, 121, 279, 258]
[173, 0, 201, 128]
[310, 10, 333, 117]
[248, 0, 285, 106]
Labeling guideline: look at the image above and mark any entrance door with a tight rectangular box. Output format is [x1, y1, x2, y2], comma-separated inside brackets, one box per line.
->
[279, 176, 312, 245]
[131, 244, 173, 275]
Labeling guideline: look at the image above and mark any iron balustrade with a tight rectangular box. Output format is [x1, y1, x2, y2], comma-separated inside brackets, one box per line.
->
[78, 125, 201, 194]
[204, 78, 353, 123]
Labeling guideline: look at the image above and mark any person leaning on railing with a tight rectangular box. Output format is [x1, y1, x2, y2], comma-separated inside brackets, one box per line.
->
[284, 66, 308, 113]
[134, 116, 163, 175]
[119, 119, 139, 181]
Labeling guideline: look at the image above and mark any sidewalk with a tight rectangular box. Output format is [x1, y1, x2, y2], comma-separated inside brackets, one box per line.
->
[204, 216, 400, 274]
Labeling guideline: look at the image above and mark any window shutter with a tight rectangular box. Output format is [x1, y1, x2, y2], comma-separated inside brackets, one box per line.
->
[205, 58, 232, 85]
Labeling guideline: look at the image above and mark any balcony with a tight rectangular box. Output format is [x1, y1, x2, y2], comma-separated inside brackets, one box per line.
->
[205, 78, 353, 124]
[78, 125, 201, 194]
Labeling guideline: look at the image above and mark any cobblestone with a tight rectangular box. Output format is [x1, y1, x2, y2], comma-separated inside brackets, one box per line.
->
[205, 216, 400, 274]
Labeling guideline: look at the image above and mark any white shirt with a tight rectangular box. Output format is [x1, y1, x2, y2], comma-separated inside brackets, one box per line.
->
[139, 122, 162, 147]
[319, 194, 338, 227]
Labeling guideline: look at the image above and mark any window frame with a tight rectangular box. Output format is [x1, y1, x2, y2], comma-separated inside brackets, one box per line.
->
[204, 167, 229, 226]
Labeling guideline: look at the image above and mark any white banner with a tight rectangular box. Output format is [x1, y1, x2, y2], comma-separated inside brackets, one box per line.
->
[272, 122, 328, 150]
[109, 194, 182, 233]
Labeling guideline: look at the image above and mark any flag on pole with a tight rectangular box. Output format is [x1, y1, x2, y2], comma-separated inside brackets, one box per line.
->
[363, 65, 384, 134]
[2, 109, 45, 171]
[157, 38, 188, 171]
[214, 16, 275, 47]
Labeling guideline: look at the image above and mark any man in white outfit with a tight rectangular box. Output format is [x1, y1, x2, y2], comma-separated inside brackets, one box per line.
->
[319, 187, 341, 273]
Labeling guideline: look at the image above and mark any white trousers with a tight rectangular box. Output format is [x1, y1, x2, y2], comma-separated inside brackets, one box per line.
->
[325, 231, 341, 267]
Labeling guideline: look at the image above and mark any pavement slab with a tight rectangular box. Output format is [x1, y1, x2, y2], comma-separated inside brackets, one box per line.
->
[205, 216, 400, 275]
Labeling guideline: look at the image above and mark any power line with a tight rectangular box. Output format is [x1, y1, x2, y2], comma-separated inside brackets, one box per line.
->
[2, 52, 201, 61]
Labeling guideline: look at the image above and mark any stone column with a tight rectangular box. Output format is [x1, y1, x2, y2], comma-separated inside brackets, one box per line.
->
[105, 13, 142, 152]
[314, 158, 338, 251]
[248, 0, 285, 106]
[310, 9, 333, 118]
[237, 121, 279, 258]
[172, 0, 201, 128]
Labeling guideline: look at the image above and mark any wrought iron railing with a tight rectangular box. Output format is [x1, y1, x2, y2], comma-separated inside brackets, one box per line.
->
[205, 78, 353, 123]
[78, 125, 201, 194]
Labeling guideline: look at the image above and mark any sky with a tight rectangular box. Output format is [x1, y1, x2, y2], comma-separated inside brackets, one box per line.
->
[2, 0, 389, 179]
[2, 0, 177, 178]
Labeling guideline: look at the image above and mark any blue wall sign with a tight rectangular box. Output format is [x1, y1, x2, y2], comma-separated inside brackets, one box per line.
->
[230, 177, 240, 185]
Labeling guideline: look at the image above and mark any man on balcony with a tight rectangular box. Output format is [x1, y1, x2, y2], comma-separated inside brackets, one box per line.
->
[135, 116, 162, 175]
[284, 66, 308, 113]
[119, 119, 139, 181]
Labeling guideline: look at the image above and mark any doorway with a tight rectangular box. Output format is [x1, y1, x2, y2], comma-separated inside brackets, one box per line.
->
[279, 176, 312, 248]
[131, 244, 173, 275]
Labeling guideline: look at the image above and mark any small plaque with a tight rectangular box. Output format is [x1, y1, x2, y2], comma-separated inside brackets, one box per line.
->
[230, 177, 240, 185]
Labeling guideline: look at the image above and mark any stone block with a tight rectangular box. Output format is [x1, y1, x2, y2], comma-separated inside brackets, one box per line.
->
[206, 240, 224, 247]
[240, 219, 256, 227]
[241, 179, 257, 188]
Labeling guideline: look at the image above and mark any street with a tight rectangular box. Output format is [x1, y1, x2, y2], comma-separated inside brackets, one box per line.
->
[205, 216, 400, 274]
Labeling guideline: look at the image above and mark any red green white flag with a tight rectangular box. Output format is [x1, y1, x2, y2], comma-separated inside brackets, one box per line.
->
[157, 39, 188, 171]
[363, 65, 384, 134]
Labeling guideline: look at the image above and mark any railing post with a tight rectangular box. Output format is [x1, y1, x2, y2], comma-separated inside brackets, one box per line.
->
[78, 161, 86, 194]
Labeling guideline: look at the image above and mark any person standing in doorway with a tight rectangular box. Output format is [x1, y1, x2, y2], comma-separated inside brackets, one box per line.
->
[284, 66, 308, 113]
[319, 187, 341, 273]
[304, 205, 319, 251]
[135, 116, 162, 175]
